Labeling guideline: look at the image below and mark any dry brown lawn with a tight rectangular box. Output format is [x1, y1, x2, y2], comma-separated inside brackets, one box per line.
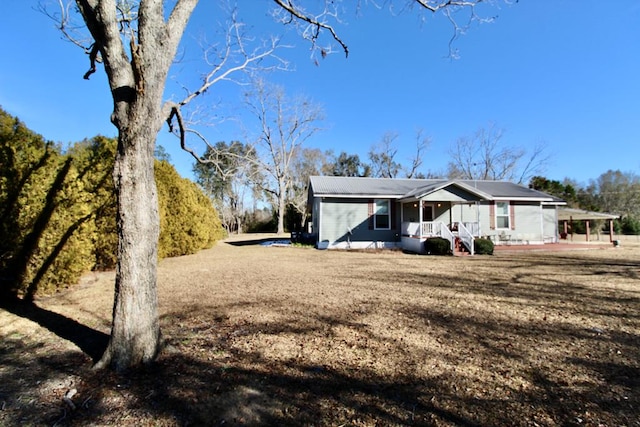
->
[1, 235, 639, 426]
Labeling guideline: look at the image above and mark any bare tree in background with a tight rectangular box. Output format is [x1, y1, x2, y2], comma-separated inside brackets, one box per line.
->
[405, 129, 432, 178]
[447, 123, 549, 184]
[43, 0, 504, 370]
[288, 147, 330, 229]
[369, 132, 402, 178]
[245, 79, 324, 235]
[193, 141, 258, 234]
[369, 130, 430, 178]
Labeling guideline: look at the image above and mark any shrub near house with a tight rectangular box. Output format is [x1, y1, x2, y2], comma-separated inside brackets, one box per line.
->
[425, 237, 451, 255]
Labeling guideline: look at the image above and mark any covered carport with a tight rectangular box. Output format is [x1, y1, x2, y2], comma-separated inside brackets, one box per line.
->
[558, 208, 620, 243]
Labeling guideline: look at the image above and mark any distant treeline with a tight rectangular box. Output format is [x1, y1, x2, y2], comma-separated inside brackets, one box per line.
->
[0, 108, 224, 300]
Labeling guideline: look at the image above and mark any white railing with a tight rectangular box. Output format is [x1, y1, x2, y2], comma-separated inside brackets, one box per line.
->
[457, 222, 475, 255]
[402, 221, 420, 236]
[439, 223, 456, 252]
[421, 221, 435, 236]
[402, 221, 439, 237]
[402, 221, 457, 252]
[462, 222, 480, 236]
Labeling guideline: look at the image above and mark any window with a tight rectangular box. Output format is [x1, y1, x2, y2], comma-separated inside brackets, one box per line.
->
[495, 201, 510, 229]
[374, 199, 390, 230]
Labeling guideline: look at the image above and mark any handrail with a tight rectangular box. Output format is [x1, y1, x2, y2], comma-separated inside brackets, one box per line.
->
[437, 222, 456, 252]
[457, 222, 475, 255]
[462, 221, 480, 236]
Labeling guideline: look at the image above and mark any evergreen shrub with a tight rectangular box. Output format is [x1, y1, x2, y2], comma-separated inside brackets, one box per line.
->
[474, 238, 494, 255]
[1, 108, 225, 298]
[424, 237, 451, 255]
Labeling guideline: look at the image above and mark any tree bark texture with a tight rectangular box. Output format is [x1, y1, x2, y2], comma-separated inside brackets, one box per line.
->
[100, 127, 161, 369]
[77, 0, 197, 370]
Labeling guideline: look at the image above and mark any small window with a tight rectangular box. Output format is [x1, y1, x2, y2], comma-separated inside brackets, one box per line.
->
[374, 199, 390, 230]
[495, 201, 510, 229]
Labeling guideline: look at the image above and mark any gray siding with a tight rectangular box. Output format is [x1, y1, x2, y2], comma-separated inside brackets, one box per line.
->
[478, 201, 547, 242]
[319, 198, 400, 246]
[542, 205, 558, 242]
[516, 203, 544, 237]
[450, 203, 479, 226]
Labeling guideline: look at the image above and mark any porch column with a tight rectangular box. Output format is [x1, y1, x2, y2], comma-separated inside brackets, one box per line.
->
[419, 201, 423, 238]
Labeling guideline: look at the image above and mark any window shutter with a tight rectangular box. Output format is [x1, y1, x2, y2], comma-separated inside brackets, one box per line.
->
[368, 199, 374, 230]
[489, 201, 496, 230]
[510, 203, 516, 230]
[390, 200, 397, 230]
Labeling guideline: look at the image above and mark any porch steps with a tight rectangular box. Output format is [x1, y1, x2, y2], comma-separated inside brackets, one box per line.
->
[453, 237, 470, 256]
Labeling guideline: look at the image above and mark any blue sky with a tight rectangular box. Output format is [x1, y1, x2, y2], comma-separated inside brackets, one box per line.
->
[1, 1, 639, 186]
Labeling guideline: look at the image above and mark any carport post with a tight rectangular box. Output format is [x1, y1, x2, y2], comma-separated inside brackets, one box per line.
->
[586, 220, 590, 242]
[570, 216, 574, 241]
[609, 219, 614, 243]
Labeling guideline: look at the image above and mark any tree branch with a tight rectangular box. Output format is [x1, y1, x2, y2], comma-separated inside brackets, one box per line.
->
[271, 0, 349, 58]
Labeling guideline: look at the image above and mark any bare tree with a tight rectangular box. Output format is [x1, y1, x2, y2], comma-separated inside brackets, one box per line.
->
[43, 0, 503, 370]
[405, 129, 432, 179]
[447, 123, 549, 183]
[288, 147, 330, 229]
[369, 130, 430, 178]
[245, 79, 323, 234]
[193, 141, 257, 234]
[369, 132, 401, 178]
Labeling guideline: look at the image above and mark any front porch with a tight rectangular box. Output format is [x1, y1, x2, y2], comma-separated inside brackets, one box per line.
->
[401, 221, 478, 255]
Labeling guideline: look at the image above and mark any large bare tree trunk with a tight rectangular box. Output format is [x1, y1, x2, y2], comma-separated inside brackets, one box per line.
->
[77, 0, 197, 371]
[277, 180, 286, 235]
[96, 124, 161, 369]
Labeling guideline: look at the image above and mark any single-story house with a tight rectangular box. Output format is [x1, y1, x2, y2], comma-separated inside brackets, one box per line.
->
[306, 176, 566, 254]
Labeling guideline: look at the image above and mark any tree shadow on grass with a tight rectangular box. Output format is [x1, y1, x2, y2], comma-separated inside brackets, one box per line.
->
[2, 250, 639, 425]
[1, 296, 638, 426]
[0, 300, 108, 362]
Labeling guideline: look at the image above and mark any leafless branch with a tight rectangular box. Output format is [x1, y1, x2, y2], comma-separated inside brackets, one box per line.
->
[176, 12, 287, 108]
[447, 123, 548, 183]
[516, 140, 551, 185]
[39, 0, 92, 50]
[272, 0, 349, 59]
[405, 128, 431, 178]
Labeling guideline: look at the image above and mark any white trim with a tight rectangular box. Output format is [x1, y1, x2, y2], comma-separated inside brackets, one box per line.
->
[318, 194, 405, 199]
[495, 201, 511, 230]
[324, 241, 401, 250]
[374, 199, 391, 230]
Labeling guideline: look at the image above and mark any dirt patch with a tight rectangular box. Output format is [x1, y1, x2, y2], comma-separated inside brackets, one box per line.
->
[1, 235, 639, 426]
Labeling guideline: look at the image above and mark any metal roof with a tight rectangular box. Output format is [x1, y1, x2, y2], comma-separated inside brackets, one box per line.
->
[308, 176, 441, 197]
[309, 176, 560, 201]
[558, 208, 620, 221]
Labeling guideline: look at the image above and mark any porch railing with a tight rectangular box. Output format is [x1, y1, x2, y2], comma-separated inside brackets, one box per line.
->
[439, 223, 456, 252]
[402, 221, 445, 237]
[461, 221, 480, 237]
[402, 221, 456, 252]
[457, 222, 475, 255]
[421, 221, 435, 236]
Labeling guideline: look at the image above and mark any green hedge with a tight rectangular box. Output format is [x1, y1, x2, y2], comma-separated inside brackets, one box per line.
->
[0, 108, 225, 299]
[156, 160, 225, 258]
